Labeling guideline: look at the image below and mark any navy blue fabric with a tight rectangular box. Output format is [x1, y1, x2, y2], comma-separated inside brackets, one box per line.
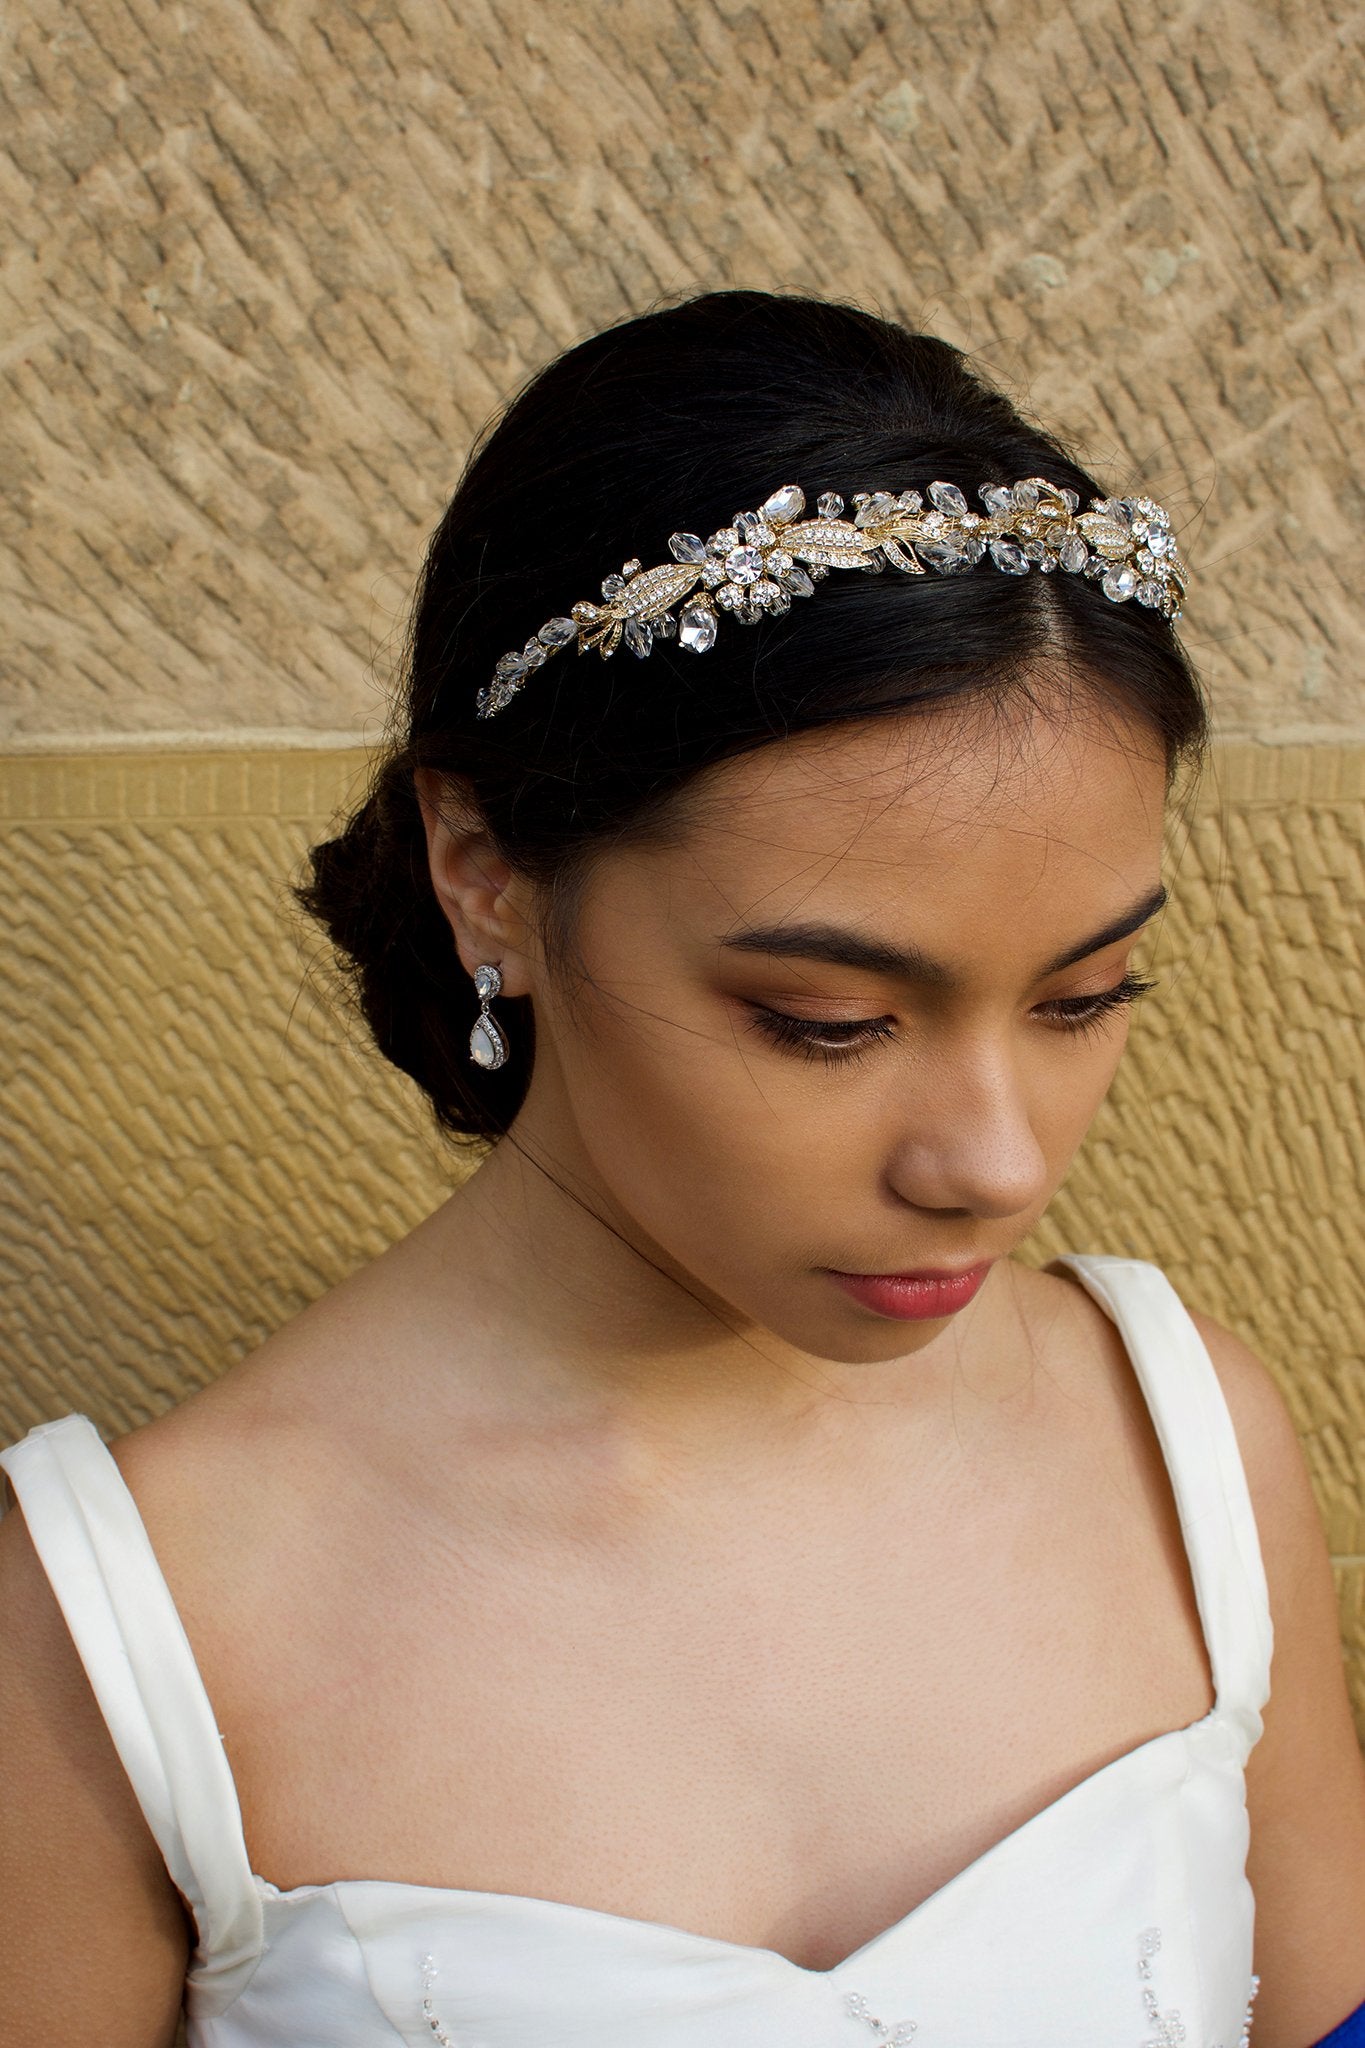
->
[1313, 1993, 1365, 2047]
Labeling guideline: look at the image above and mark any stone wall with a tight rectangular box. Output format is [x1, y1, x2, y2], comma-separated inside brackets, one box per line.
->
[2, 0, 1361, 1837]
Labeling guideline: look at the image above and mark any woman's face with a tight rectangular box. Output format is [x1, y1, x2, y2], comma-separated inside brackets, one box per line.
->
[515, 694, 1170, 1363]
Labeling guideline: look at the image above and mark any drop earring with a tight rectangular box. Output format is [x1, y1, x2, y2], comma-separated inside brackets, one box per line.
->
[469, 963, 509, 1070]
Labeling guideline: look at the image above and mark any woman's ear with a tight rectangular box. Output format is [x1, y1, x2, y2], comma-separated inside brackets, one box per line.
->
[413, 769, 536, 998]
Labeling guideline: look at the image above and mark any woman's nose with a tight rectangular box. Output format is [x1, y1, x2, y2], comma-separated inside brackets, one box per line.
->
[882, 1041, 1050, 1222]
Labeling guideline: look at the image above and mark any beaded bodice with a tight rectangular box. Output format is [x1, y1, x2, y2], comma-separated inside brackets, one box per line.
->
[0, 1254, 1272, 2047]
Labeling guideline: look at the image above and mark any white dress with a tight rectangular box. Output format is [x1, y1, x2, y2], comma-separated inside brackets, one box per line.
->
[0, 1253, 1272, 2046]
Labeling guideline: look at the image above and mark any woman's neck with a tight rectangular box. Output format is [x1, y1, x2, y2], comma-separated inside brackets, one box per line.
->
[398, 1116, 1025, 1476]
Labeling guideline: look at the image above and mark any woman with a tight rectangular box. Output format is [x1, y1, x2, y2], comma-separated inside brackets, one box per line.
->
[2, 291, 1362, 2046]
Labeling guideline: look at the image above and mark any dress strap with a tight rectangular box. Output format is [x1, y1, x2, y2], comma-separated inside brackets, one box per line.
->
[0, 1413, 263, 2002]
[1048, 1254, 1275, 1746]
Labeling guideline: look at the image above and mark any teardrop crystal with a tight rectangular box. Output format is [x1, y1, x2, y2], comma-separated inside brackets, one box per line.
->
[928, 481, 970, 516]
[915, 537, 969, 572]
[537, 617, 577, 647]
[854, 492, 896, 527]
[988, 537, 1030, 574]
[761, 484, 806, 524]
[678, 601, 718, 652]
[669, 532, 708, 563]
[469, 1016, 507, 1070]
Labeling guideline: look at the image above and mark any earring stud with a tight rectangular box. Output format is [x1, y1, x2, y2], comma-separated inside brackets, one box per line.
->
[469, 962, 509, 1070]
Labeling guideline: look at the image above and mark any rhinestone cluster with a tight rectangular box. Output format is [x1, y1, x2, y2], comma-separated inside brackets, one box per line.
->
[1136, 1927, 1260, 2048]
[476, 477, 1188, 717]
[1138, 1927, 1188, 2047]
[845, 1988, 918, 2042]
[420, 1953, 459, 2047]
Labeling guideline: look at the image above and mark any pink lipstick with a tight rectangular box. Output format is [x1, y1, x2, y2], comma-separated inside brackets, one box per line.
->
[824, 1262, 993, 1320]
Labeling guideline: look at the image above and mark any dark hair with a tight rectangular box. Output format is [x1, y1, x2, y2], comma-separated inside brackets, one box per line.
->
[299, 290, 1208, 1143]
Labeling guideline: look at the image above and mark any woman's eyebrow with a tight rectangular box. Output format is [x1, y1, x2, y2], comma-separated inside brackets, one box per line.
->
[1039, 883, 1168, 973]
[717, 883, 1169, 990]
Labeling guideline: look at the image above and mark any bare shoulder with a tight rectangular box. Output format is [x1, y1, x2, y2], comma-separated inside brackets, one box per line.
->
[0, 1465, 190, 2042]
[105, 1224, 419, 1516]
[103, 1314, 366, 1661]
[999, 1256, 1140, 1389]
[1000, 1255, 1127, 1347]
[1183, 1303, 1365, 2037]
[1180, 1301, 1336, 1695]
[1181, 1304, 1348, 1698]
[1184, 1305, 1306, 1487]
[96, 1235, 459, 1738]
[0, 1298, 360, 2042]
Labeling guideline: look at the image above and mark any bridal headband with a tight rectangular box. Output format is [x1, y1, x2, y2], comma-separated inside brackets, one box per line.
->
[475, 478, 1188, 718]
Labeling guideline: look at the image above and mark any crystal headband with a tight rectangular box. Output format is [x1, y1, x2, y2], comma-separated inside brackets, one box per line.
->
[475, 478, 1188, 718]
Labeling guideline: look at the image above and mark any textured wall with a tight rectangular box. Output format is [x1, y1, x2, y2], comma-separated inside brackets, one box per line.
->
[2, 0, 1362, 747]
[1, 0, 1361, 1906]
[2, 744, 1362, 1743]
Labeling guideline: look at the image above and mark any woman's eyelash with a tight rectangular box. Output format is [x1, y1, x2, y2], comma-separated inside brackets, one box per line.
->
[1037, 972, 1157, 1037]
[745, 973, 1158, 1067]
[744, 1007, 895, 1066]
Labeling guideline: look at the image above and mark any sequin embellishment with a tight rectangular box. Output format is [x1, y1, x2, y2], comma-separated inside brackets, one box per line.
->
[845, 1989, 918, 2042]
[1136, 1928, 1261, 2048]
[1138, 1929, 1188, 2046]
[1236, 1973, 1262, 2048]
[420, 1952, 484, 2048]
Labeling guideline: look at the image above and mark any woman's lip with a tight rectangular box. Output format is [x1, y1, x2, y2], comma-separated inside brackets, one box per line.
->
[823, 1261, 994, 1320]
[831, 1264, 991, 1282]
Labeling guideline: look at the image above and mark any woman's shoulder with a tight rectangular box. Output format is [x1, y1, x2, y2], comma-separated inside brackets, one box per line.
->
[1169, 1297, 1337, 1683]
[108, 1205, 457, 1493]
[1007, 1253, 1312, 1537]
[1022, 1251, 1299, 1432]
[102, 1264, 409, 1634]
